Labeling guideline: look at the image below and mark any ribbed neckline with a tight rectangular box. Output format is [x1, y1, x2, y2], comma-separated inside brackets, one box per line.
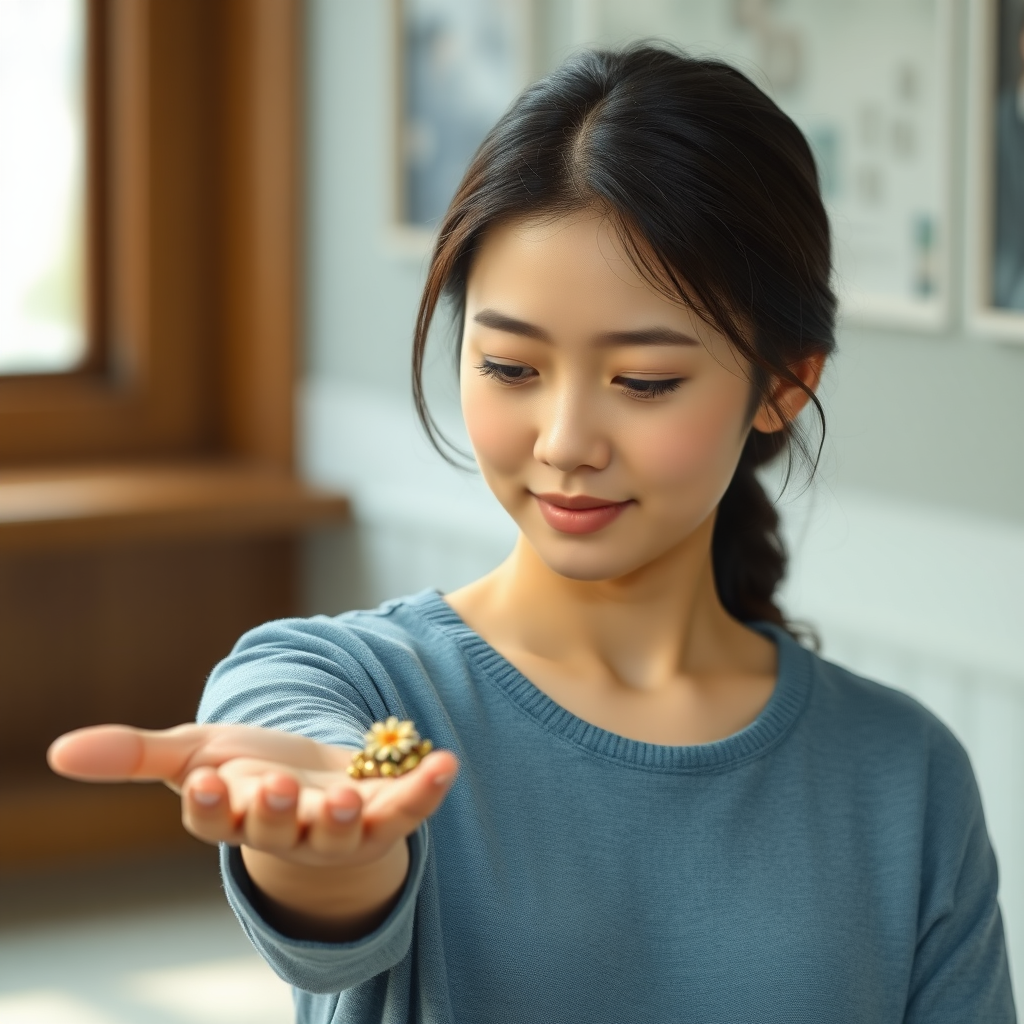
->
[411, 589, 812, 775]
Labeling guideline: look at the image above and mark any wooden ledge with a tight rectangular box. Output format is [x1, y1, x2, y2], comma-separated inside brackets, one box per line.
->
[0, 771, 197, 868]
[0, 461, 349, 551]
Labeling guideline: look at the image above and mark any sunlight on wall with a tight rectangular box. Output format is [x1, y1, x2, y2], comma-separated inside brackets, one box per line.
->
[0, 991, 113, 1024]
[126, 958, 293, 1023]
[0, 957, 292, 1024]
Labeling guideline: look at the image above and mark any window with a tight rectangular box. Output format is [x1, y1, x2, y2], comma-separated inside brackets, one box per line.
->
[0, 0, 87, 375]
[0, 0, 303, 469]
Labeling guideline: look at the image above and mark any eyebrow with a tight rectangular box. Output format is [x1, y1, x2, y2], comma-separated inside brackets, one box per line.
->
[600, 326, 700, 347]
[471, 309, 699, 347]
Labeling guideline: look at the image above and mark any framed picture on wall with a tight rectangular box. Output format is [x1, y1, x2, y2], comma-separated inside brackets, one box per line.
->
[392, 0, 532, 242]
[569, 0, 956, 332]
[967, 0, 1024, 341]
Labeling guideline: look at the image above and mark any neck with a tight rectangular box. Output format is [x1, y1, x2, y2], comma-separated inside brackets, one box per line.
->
[454, 514, 772, 691]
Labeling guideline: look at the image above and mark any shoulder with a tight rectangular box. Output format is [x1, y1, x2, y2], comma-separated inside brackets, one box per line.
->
[208, 589, 470, 707]
[792, 639, 978, 816]
[225, 589, 459, 667]
[198, 590, 467, 739]
[788, 642, 997, 927]
[806, 647, 962, 746]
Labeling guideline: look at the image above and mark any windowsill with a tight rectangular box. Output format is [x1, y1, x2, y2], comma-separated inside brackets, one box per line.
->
[0, 460, 349, 551]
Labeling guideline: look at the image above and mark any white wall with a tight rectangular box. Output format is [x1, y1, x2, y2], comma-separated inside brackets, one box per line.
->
[302, 0, 1024, 996]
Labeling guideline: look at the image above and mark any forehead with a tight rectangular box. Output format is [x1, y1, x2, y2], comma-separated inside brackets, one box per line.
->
[469, 214, 673, 310]
[465, 212, 728, 353]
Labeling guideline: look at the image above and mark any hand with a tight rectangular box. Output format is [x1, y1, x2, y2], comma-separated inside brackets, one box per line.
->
[47, 723, 458, 871]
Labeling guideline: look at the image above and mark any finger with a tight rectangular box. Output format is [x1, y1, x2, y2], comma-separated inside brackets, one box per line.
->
[362, 751, 458, 847]
[48, 723, 352, 787]
[181, 767, 239, 845]
[242, 772, 302, 852]
[306, 784, 364, 857]
[47, 724, 209, 783]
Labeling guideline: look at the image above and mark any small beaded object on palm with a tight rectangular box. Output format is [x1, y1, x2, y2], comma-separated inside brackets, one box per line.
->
[347, 716, 434, 779]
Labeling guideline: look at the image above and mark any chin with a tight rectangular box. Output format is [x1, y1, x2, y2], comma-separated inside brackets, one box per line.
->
[529, 537, 654, 583]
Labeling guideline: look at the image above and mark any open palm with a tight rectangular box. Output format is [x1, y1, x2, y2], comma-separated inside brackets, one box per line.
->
[48, 722, 458, 870]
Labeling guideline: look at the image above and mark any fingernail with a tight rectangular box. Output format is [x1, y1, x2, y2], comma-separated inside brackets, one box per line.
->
[193, 790, 220, 807]
[330, 805, 358, 823]
[432, 773, 452, 786]
[266, 792, 296, 812]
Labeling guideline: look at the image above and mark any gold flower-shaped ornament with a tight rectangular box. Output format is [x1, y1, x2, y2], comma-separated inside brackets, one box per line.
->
[348, 717, 434, 779]
[365, 717, 418, 761]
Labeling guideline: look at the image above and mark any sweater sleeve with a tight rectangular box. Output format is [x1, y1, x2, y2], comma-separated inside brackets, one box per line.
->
[219, 829, 427, 994]
[196, 615, 429, 993]
[903, 727, 1016, 1023]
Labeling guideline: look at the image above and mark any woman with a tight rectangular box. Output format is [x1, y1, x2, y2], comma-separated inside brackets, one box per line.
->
[50, 46, 1015, 1023]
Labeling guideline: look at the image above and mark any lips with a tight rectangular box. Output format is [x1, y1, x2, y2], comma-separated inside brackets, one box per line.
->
[532, 492, 633, 535]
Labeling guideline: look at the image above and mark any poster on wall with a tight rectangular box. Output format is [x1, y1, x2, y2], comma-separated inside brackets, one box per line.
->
[395, 0, 531, 232]
[583, 0, 954, 331]
[993, 0, 1024, 310]
[969, 0, 1024, 340]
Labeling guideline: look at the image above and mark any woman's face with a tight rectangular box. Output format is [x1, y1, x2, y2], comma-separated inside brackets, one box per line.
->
[460, 211, 763, 583]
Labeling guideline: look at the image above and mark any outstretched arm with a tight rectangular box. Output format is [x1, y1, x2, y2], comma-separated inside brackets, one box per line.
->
[48, 723, 458, 941]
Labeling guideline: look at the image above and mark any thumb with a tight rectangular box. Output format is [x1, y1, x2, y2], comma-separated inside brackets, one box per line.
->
[48, 723, 210, 783]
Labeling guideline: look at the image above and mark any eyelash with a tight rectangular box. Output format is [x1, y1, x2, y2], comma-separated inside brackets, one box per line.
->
[476, 360, 535, 385]
[616, 376, 684, 400]
[476, 360, 685, 400]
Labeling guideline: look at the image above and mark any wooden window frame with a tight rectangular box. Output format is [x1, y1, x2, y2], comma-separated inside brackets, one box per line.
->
[0, 0, 298, 471]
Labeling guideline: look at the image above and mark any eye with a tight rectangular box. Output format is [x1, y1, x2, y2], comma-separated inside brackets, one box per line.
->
[476, 359, 538, 386]
[615, 376, 685, 400]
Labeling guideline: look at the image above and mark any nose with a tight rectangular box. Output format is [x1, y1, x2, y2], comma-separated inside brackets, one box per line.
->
[532, 382, 611, 473]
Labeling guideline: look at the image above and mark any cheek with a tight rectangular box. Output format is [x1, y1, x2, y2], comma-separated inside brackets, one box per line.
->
[461, 377, 532, 476]
[626, 392, 748, 494]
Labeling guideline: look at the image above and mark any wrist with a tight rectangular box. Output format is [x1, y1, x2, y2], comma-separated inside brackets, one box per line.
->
[240, 840, 410, 942]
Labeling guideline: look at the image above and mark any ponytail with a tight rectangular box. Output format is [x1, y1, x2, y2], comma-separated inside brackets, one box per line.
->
[712, 431, 787, 629]
[713, 427, 821, 643]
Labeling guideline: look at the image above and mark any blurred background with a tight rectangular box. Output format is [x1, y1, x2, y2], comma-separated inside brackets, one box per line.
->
[0, 0, 1021, 1020]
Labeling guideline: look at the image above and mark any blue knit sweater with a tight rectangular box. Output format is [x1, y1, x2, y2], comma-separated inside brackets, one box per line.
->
[198, 590, 1016, 1023]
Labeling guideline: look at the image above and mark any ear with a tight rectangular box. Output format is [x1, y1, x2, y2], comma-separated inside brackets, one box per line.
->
[750, 353, 826, 434]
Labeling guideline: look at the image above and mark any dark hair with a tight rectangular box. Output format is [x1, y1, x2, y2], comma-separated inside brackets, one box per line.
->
[412, 44, 837, 636]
